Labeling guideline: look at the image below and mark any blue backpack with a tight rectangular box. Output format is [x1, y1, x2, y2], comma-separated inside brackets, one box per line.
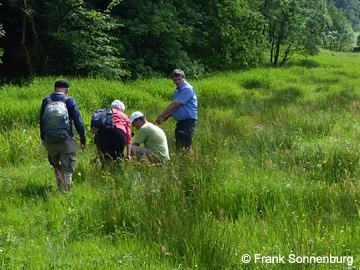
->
[43, 95, 70, 142]
[91, 108, 114, 131]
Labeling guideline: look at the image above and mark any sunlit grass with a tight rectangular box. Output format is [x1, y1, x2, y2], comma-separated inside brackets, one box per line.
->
[1, 51, 360, 269]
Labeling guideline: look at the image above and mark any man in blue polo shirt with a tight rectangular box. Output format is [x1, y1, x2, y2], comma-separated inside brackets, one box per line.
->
[155, 69, 198, 150]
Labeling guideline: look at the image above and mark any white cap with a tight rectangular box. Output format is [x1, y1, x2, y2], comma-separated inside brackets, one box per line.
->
[130, 111, 144, 123]
[111, 100, 125, 112]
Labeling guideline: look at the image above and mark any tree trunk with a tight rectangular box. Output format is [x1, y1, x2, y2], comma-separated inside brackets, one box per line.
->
[20, 10, 33, 76]
[273, 17, 286, 67]
[280, 44, 292, 66]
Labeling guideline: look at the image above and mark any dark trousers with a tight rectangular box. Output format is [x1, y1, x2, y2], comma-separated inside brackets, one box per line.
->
[175, 119, 197, 150]
[96, 128, 126, 164]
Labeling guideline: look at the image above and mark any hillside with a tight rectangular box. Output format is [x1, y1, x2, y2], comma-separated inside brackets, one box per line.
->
[0, 51, 359, 269]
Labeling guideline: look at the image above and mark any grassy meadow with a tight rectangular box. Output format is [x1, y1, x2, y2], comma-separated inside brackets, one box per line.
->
[1, 51, 360, 269]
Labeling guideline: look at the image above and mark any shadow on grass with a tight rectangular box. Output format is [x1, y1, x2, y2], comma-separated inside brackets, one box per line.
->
[19, 181, 53, 201]
[307, 89, 360, 113]
[283, 58, 320, 69]
[266, 86, 303, 106]
[236, 86, 303, 116]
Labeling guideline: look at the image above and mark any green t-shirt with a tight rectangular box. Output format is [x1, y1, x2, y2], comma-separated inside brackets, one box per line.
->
[135, 122, 170, 160]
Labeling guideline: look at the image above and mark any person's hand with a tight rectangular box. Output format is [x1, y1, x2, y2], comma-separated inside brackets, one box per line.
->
[155, 116, 164, 125]
[90, 127, 99, 134]
[81, 144, 86, 149]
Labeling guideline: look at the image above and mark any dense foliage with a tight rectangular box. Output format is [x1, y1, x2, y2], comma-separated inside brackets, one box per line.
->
[259, 0, 328, 66]
[0, 0, 358, 82]
[330, 0, 360, 30]
[0, 4, 3, 64]
[0, 0, 126, 82]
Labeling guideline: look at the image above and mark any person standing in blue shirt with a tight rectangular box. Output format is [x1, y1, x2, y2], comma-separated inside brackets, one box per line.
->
[155, 69, 198, 151]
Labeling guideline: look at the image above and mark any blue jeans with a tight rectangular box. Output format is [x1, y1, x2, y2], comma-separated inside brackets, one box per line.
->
[175, 119, 197, 150]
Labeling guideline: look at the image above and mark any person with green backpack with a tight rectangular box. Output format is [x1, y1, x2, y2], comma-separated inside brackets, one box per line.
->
[40, 79, 86, 191]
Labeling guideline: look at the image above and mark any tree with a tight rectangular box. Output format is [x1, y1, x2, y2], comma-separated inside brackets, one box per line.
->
[329, 0, 360, 31]
[111, 0, 265, 78]
[50, 1, 129, 78]
[181, 0, 265, 71]
[323, 3, 354, 51]
[111, 0, 200, 78]
[0, 24, 4, 65]
[0, 0, 128, 83]
[260, 0, 328, 66]
[0, 3, 4, 64]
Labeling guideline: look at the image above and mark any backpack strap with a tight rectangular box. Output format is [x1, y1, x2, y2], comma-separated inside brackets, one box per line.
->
[61, 95, 70, 104]
[46, 95, 69, 104]
[46, 95, 52, 104]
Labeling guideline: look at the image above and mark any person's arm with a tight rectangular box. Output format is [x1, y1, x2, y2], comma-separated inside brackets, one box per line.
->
[39, 99, 46, 141]
[67, 98, 86, 147]
[155, 100, 182, 124]
[126, 144, 132, 159]
[125, 121, 132, 144]
[124, 119, 132, 159]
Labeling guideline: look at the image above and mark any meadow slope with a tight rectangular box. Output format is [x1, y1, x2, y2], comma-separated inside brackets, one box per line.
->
[0, 51, 360, 269]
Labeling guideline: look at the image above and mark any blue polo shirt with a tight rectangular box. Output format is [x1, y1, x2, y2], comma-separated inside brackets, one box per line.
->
[172, 81, 198, 121]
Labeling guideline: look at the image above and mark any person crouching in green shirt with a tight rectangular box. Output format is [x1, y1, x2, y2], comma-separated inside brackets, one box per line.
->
[130, 111, 170, 163]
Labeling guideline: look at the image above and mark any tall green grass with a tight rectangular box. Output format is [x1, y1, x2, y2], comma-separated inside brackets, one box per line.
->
[1, 52, 360, 269]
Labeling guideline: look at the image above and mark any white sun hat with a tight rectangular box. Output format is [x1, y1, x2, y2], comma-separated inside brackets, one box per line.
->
[130, 111, 144, 123]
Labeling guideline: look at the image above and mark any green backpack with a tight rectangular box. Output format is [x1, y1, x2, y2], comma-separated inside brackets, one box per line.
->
[43, 95, 70, 142]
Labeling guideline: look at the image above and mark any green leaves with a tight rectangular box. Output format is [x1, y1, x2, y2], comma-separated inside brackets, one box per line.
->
[323, 3, 354, 52]
[57, 4, 129, 79]
[0, 0, 129, 82]
[0, 0, 358, 82]
[259, 0, 354, 66]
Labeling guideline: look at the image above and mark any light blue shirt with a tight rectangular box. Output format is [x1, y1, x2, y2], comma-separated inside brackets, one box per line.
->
[172, 81, 198, 121]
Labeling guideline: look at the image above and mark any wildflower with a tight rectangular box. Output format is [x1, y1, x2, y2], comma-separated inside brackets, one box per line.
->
[77, 172, 81, 176]
[161, 245, 172, 256]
